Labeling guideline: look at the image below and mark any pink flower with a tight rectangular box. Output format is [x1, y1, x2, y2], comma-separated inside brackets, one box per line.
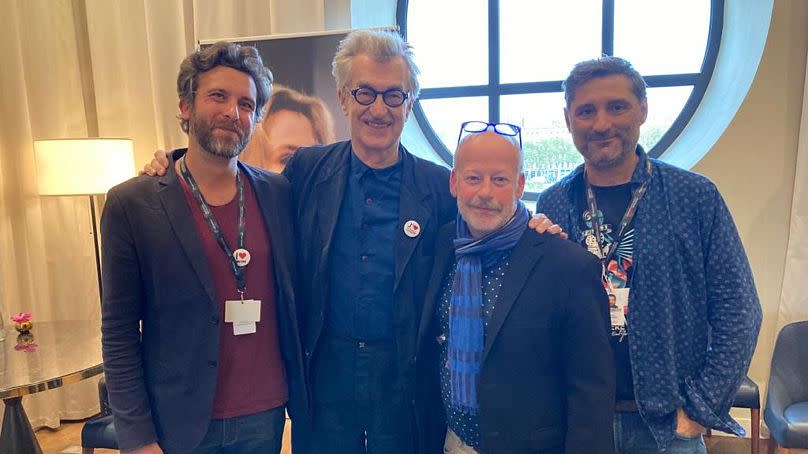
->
[11, 312, 33, 323]
[14, 343, 38, 352]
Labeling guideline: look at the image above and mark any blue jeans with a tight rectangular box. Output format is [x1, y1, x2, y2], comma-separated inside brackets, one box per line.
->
[194, 405, 285, 454]
[614, 412, 707, 454]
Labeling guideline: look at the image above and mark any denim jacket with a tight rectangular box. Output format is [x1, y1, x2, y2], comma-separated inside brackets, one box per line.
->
[535, 148, 762, 450]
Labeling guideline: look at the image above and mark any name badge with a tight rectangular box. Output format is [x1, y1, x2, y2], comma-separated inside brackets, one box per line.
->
[232, 321, 256, 336]
[608, 288, 630, 333]
[225, 299, 261, 323]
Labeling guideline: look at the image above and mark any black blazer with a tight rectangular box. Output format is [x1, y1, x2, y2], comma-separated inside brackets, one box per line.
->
[281, 141, 456, 408]
[100, 155, 305, 454]
[416, 223, 616, 454]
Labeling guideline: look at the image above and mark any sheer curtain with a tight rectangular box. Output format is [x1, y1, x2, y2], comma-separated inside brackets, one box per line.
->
[0, 0, 329, 430]
[776, 51, 808, 331]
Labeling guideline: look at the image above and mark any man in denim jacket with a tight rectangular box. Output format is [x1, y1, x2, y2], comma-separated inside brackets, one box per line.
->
[535, 56, 762, 453]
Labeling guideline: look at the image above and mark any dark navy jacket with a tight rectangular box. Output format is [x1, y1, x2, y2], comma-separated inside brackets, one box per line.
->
[282, 140, 455, 451]
[101, 156, 305, 454]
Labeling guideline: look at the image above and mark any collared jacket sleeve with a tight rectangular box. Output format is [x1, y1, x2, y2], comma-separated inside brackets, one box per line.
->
[682, 183, 762, 434]
[100, 190, 159, 452]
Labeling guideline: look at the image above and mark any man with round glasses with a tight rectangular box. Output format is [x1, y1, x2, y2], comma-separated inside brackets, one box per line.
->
[281, 29, 456, 454]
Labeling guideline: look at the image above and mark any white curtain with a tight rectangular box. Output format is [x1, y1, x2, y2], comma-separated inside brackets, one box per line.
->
[0, 0, 329, 430]
[776, 50, 808, 330]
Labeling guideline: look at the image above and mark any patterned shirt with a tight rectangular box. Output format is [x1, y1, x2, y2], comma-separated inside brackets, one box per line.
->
[535, 147, 762, 450]
[436, 252, 510, 449]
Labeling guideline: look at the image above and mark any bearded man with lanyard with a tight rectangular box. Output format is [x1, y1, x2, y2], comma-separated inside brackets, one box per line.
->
[100, 42, 304, 454]
[417, 123, 614, 454]
[535, 56, 762, 453]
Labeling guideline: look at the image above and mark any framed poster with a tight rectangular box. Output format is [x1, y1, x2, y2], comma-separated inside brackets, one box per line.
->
[200, 27, 397, 172]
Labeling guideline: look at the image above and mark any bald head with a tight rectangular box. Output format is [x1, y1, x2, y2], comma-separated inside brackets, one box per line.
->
[451, 131, 526, 238]
[456, 131, 523, 171]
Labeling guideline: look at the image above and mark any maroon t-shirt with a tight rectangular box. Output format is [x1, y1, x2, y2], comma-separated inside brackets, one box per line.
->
[180, 173, 288, 418]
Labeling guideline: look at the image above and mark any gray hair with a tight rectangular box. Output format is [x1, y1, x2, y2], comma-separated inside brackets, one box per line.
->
[562, 56, 646, 107]
[176, 41, 273, 133]
[332, 30, 420, 99]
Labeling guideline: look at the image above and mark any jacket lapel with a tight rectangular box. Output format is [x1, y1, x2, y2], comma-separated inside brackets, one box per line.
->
[394, 151, 432, 292]
[313, 148, 350, 267]
[417, 223, 455, 348]
[481, 230, 546, 362]
[244, 165, 291, 294]
[157, 165, 217, 309]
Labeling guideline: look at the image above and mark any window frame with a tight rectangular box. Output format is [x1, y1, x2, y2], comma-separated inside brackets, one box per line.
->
[397, 0, 724, 189]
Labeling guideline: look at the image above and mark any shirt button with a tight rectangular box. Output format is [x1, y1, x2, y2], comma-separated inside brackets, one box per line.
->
[208, 360, 217, 368]
[361, 255, 369, 262]
[365, 197, 373, 205]
[211, 316, 218, 325]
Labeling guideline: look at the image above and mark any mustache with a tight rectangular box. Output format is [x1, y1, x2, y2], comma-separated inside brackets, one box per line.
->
[214, 119, 244, 136]
[586, 130, 619, 141]
[468, 199, 502, 211]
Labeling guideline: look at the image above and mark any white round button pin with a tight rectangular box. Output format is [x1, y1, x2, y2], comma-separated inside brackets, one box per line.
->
[233, 248, 251, 267]
[403, 220, 421, 238]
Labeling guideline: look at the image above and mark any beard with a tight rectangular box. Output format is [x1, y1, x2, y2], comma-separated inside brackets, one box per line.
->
[189, 111, 253, 159]
[577, 128, 638, 171]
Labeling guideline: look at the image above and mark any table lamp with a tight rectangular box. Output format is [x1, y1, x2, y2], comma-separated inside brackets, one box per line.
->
[33, 138, 135, 303]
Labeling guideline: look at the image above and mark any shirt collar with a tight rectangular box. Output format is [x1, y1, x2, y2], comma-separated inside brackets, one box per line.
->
[350, 146, 403, 181]
[629, 145, 652, 184]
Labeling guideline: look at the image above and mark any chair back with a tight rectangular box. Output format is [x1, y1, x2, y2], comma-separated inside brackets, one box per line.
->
[769, 321, 808, 404]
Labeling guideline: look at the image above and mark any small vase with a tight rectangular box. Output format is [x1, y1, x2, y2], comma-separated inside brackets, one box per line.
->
[15, 321, 32, 334]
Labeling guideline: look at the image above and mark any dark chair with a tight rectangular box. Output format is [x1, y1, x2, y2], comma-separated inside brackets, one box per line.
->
[706, 375, 761, 454]
[764, 321, 808, 454]
[80, 376, 118, 454]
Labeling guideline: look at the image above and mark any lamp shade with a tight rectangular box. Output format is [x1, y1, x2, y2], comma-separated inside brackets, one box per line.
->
[34, 138, 135, 195]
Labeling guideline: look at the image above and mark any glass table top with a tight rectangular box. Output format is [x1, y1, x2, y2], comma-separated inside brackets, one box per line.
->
[0, 320, 103, 399]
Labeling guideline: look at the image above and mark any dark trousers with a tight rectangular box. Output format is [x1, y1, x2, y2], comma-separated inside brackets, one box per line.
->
[194, 405, 285, 454]
[295, 336, 414, 454]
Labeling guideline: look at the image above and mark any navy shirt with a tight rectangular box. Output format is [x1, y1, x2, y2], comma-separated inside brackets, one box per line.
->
[437, 252, 510, 449]
[326, 150, 402, 340]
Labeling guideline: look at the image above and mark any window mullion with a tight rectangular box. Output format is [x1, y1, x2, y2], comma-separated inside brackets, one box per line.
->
[489, 0, 500, 122]
[603, 0, 615, 56]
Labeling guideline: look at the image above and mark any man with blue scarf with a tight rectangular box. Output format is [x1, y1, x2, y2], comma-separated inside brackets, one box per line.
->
[416, 125, 615, 454]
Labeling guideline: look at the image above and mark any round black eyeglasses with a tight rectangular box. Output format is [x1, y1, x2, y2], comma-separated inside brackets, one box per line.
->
[350, 87, 410, 108]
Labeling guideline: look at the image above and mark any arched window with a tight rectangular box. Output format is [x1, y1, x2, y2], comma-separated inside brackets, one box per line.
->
[398, 0, 722, 197]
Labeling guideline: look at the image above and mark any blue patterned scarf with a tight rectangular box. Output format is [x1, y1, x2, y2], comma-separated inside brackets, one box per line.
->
[449, 201, 529, 412]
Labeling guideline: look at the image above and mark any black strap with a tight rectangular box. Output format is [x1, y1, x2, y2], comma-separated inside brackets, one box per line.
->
[179, 157, 247, 295]
[585, 159, 652, 266]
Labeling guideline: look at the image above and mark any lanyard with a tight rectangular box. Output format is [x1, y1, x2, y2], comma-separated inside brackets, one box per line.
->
[179, 157, 247, 296]
[585, 159, 652, 266]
